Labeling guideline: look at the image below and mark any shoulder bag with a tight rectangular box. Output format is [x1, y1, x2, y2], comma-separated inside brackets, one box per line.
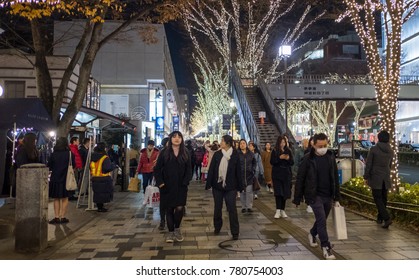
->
[66, 152, 78, 191]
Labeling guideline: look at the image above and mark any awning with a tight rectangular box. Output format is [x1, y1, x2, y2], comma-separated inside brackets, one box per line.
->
[61, 103, 136, 131]
[0, 98, 55, 131]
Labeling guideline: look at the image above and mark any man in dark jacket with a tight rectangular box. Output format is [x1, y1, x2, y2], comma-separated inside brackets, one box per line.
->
[364, 130, 394, 229]
[293, 133, 341, 260]
[206, 135, 243, 240]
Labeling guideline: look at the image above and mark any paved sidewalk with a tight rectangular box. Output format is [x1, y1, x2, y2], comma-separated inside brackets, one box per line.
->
[1, 180, 419, 260]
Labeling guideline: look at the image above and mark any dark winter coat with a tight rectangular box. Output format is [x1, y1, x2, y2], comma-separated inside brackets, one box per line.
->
[293, 149, 341, 205]
[15, 147, 39, 168]
[90, 152, 115, 204]
[238, 149, 256, 187]
[79, 145, 89, 167]
[153, 148, 192, 208]
[363, 142, 394, 190]
[48, 150, 76, 198]
[270, 147, 294, 198]
[206, 149, 243, 192]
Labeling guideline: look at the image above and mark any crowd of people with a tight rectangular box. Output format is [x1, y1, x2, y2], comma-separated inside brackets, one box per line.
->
[11, 128, 395, 260]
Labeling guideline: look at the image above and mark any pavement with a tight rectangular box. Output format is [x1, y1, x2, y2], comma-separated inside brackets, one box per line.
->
[1, 180, 419, 260]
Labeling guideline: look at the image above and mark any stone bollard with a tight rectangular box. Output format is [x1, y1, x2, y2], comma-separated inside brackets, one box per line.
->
[15, 163, 49, 253]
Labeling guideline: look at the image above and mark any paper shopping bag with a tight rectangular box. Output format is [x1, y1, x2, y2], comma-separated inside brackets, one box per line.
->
[128, 176, 141, 192]
[332, 205, 348, 240]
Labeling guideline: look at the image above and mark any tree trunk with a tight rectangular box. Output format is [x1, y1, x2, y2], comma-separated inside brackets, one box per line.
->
[31, 19, 55, 119]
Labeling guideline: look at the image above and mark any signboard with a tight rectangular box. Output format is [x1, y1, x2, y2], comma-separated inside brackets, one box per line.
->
[338, 143, 353, 158]
[172, 115, 179, 131]
[156, 116, 164, 131]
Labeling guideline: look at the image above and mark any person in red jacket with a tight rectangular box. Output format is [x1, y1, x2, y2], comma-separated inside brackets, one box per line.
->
[137, 140, 159, 193]
[69, 136, 83, 200]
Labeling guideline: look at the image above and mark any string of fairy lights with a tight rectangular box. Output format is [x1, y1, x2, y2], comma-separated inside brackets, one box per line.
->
[340, 0, 419, 191]
[0, 0, 61, 6]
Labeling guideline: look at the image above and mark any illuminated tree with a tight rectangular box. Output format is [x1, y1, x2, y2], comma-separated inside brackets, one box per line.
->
[340, 0, 419, 190]
[349, 101, 367, 140]
[0, 0, 184, 136]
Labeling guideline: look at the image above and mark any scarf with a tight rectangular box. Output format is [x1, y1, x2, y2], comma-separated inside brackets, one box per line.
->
[218, 147, 233, 187]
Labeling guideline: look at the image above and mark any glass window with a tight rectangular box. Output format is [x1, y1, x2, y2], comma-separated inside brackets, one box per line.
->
[4, 81, 25, 98]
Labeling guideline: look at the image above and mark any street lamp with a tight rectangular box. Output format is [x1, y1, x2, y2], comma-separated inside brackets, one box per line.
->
[279, 44, 292, 134]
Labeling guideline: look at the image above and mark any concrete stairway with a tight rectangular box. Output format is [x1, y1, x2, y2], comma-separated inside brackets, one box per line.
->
[245, 87, 280, 146]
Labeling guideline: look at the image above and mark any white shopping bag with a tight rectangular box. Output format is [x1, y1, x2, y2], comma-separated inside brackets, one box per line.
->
[143, 184, 160, 208]
[332, 205, 348, 240]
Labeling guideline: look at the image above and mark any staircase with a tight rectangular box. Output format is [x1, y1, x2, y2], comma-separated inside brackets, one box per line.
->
[245, 87, 280, 146]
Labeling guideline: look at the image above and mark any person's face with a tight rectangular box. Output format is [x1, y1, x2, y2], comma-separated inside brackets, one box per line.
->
[313, 139, 328, 150]
[239, 140, 247, 150]
[220, 138, 228, 150]
[171, 134, 182, 146]
[266, 143, 271, 150]
[248, 144, 255, 152]
[74, 139, 80, 145]
[280, 139, 286, 149]
[147, 144, 154, 150]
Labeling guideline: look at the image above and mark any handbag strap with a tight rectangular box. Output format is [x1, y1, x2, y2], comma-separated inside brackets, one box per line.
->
[69, 151, 73, 167]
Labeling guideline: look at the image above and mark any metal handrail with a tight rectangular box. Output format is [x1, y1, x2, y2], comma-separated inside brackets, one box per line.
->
[231, 66, 260, 145]
[257, 78, 296, 145]
[270, 74, 419, 85]
[341, 189, 419, 214]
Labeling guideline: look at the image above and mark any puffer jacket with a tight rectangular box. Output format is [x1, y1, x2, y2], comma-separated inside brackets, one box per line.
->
[363, 142, 394, 190]
[238, 149, 256, 187]
[137, 147, 159, 174]
[293, 148, 341, 205]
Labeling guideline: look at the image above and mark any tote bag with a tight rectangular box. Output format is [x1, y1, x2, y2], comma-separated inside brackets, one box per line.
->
[128, 173, 141, 192]
[66, 152, 78, 191]
[332, 205, 348, 240]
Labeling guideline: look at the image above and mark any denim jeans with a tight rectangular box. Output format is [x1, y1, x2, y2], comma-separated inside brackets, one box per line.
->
[240, 184, 254, 209]
[309, 196, 332, 248]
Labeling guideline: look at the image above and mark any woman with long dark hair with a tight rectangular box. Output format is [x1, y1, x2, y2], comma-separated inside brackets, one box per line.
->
[270, 135, 294, 219]
[261, 142, 273, 193]
[15, 133, 39, 168]
[48, 137, 75, 224]
[154, 131, 192, 243]
[206, 135, 242, 240]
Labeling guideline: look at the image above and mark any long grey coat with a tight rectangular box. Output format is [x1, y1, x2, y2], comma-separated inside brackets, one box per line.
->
[363, 142, 394, 190]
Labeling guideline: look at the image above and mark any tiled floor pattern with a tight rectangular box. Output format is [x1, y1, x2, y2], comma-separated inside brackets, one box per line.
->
[8, 180, 419, 260]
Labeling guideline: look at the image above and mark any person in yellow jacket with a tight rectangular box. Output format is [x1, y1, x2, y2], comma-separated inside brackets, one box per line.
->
[90, 142, 116, 212]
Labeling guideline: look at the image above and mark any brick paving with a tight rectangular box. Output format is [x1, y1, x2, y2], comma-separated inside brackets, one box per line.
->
[1, 180, 418, 260]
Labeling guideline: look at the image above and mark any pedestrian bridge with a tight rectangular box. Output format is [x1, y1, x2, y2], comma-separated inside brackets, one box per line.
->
[267, 75, 419, 101]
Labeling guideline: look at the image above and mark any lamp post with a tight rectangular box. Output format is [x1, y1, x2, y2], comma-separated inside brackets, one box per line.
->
[279, 45, 292, 134]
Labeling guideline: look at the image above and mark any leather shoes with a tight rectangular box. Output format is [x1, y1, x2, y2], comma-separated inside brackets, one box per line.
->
[97, 208, 108, 212]
[232, 234, 239, 240]
[382, 219, 392, 229]
[214, 229, 220, 235]
[241, 209, 246, 213]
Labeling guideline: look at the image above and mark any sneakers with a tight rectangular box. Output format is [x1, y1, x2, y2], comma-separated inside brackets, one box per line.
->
[174, 228, 184, 242]
[280, 210, 288, 218]
[274, 210, 281, 219]
[158, 222, 165, 231]
[382, 219, 392, 229]
[269, 188, 273, 193]
[306, 205, 313, 213]
[254, 194, 258, 199]
[60, 217, 69, 224]
[308, 233, 318, 247]
[322, 246, 336, 260]
[165, 232, 175, 243]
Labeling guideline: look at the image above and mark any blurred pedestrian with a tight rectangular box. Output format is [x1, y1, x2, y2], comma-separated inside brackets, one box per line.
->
[293, 133, 341, 260]
[48, 137, 75, 224]
[206, 135, 242, 240]
[238, 139, 256, 213]
[271, 135, 294, 219]
[261, 142, 273, 193]
[137, 140, 159, 193]
[90, 142, 116, 212]
[364, 130, 394, 229]
[154, 131, 192, 243]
